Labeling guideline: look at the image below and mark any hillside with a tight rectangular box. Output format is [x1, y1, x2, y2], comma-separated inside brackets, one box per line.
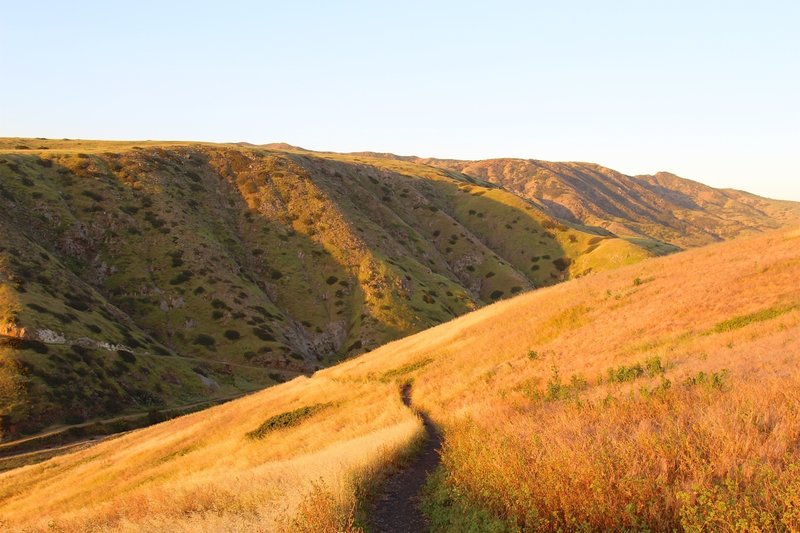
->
[405, 156, 800, 248]
[1, 138, 797, 443]
[0, 227, 798, 531]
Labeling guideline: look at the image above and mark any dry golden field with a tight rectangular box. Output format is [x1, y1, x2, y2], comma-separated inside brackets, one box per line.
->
[2, 227, 800, 531]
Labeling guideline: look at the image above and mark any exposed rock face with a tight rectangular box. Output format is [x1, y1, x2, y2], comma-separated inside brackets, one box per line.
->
[34, 329, 66, 344]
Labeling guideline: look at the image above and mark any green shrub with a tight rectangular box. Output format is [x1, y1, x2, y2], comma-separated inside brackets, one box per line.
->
[143, 212, 165, 229]
[545, 365, 588, 401]
[80, 190, 104, 202]
[644, 356, 664, 375]
[27, 303, 48, 313]
[607, 357, 665, 383]
[4, 338, 49, 354]
[553, 257, 572, 271]
[117, 349, 136, 363]
[246, 403, 331, 439]
[347, 340, 363, 352]
[608, 363, 644, 383]
[169, 252, 184, 267]
[169, 270, 193, 285]
[112, 359, 130, 375]
[123, 335, 143, 349]
[252, 327, 276, 341]
[381, 357, 434, 381]
[153, 346, 171, 356]
[65, 294, 92, 311]
[711, 304, 797, 334]
[684, 369, 728, 390]
[193, 334, 216, 348]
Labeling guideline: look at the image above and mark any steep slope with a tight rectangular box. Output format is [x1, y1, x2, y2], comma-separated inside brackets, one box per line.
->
[409, 157, 800, 247]
[1, 228, 798, 531]
[0, 139, 656, 438]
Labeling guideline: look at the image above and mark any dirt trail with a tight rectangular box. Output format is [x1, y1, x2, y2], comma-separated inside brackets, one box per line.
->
[370, 383, 442, 532]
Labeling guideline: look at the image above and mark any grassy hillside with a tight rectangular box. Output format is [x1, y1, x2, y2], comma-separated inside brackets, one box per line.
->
[1, 228, 798, 531]
[0, 138, 663, 439]
[407, 157, 800, 248]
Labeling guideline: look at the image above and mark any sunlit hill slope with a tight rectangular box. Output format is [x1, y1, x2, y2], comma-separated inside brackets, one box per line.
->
[407, 155, 800, 248]
[1, 227, 799, 531]
[0, 139, 659, 437]
[2, 138, 798, 440]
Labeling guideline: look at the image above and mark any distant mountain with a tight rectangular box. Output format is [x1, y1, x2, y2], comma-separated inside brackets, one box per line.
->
[0, 138, 797, 439]
[409, 157, 800, 247]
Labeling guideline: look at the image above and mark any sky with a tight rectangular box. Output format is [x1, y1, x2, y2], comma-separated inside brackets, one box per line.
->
[1, 1, 798, 200]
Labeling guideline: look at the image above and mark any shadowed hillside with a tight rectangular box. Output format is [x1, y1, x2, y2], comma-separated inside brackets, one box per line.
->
[0, 139, 661, 438]
[0, 228, 798, 531]
[1, 138, 797, 443]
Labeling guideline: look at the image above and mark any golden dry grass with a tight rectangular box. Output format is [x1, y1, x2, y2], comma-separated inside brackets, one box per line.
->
[333, 226, 800, 530]
[1, 228, 799, 531]
[0, 376, 421, 531]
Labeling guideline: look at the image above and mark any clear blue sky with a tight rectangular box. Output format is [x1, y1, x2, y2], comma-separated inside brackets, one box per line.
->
[2, 1, 798, 200]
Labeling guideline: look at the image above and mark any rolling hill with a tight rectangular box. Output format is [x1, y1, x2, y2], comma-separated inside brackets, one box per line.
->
[405, 156, 800, 248]
[0, 138, 798, 443]
[0, 227, 798, 531]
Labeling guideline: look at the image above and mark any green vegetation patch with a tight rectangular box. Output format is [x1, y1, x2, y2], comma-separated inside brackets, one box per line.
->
[710, 304, 797, 334]
[683, 369, 728, 390]
[607, 356, 665, 383]
[381, 357, 434, 381]
[246, 402, 332, 439]
[422, 467, 516, 533]
[545, 365, 588, 401]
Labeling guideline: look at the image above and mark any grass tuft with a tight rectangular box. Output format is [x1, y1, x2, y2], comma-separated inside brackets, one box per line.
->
[246, 402, 332, 439]
[380, 358, 434, 382]
[711, 304, 797, 334]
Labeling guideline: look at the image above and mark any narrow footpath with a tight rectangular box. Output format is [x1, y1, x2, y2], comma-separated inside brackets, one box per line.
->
[370, 383, 442, 533]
